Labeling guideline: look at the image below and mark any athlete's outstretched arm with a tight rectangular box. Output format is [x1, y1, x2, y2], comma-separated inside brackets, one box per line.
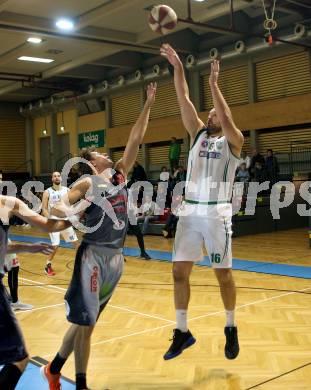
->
[116, 82, 156, 176]
[50, 178, 91, 218]
[160, 44, 204, 140]
[209, 60, 244, 156]
[3, 196, 71, 232]
[7, 242, 53, 255]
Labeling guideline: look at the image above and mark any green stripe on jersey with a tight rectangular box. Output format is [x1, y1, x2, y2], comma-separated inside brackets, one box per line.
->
[190, 128, 207, 150]
[222, 159, 230, 182]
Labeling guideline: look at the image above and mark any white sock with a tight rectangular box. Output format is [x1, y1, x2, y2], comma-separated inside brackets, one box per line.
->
[176, 309, 188, 332]
[225, 310, 235, 327]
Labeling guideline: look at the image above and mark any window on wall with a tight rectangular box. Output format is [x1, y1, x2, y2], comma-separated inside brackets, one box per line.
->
[149, 80, 180, 120]
[255, 51, 311, 101]
[111, 87, 142, 127]
[111, 146, 143, 166]
[201, 65, 249, 111]
[258, 126, 311, 154]
[0, 118, 26, 171]
[148, 140, 187, 170]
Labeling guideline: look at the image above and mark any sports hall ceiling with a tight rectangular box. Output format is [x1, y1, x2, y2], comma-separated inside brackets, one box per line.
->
[0, 0, 309, 105]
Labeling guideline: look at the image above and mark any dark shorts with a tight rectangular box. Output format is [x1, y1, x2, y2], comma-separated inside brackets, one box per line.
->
[0, 277, 28, 365]
[65, 243, 124, 326]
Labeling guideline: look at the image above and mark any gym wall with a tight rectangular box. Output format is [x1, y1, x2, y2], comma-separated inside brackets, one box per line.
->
[23, 46, 311, 175]
[0, 103, 26, 172]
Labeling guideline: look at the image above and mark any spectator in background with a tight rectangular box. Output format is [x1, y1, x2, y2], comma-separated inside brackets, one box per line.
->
[127, 199, 151, 260]
[160, 166, 174, 206]
[240, 151, 251, 170]
[131, 161, 147, 182]
[250, 148, 265, 179]
[137, 195, 159, 235]
[174, 166, 186, 182]
[235, 163, 250, 183]
[169, 137, 181, 173]
[156, 180, 172, 208]
[253, 161, 267, 184]
[162, 195, 183, 238]
[265, 149, 279, 185]
[160, 166, 170, 181]
[152, 183, 158, 202]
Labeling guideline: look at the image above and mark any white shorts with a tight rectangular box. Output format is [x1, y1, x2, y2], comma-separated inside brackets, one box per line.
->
[49, 227, 78, 247]
[172, 204, 233, 268]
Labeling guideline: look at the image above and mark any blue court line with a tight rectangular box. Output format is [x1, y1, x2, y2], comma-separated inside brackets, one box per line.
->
[9, 233, 311, 280]
[0, 362, 75, 389]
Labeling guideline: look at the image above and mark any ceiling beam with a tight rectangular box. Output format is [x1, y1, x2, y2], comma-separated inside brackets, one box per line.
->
[0, 11, 137, 44]
[136, 0, 255, 45]
[0, 0, 11, 13]
[0, 15, 163, 55]
[76, 0, 141, 30]
[60, 66, 106, 80]
[90, 52, 142, 69]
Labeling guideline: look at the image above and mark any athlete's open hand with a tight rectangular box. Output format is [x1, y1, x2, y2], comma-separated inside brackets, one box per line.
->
[28, 242, 54, 255]
[209, 60, 220, 86]
[160, 44, 182, 68]
[146, 82, 157, 107]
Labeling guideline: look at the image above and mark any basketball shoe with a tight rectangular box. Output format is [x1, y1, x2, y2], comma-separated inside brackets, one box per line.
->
[224, 326, 239, 359]
[163, 329, 196, 360]
[41, 362, 61, 390]
[45, 263, 55, 276]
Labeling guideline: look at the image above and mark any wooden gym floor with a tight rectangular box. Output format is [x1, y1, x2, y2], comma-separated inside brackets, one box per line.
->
[6, 226, 311, 389]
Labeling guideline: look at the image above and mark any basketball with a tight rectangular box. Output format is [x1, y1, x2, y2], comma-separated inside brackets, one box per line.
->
[148, 5, 178, 35]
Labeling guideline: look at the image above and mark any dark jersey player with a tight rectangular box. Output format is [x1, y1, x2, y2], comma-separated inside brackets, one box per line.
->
[0, 195, 73, 390]
[42, 83, 157, 390]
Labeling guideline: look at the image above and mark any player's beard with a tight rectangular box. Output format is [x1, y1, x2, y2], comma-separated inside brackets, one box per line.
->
[208, 123, 222, 135]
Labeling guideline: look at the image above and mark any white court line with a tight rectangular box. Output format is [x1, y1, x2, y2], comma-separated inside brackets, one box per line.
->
[20, 277, 66, 293]
[15, 302, 64, 314]
[91, 285, 311, 347]
[19, 277, 173, 323]
[21, 284, 64, 295]
[108, 304, 174, 323]
[20, 277, 311, 348]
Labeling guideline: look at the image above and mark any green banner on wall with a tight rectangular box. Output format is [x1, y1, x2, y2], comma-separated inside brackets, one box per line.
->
[78, 130, 105, 148]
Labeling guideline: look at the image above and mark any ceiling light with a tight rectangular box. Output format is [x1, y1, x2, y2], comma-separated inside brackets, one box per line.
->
[193, 0, 205, 2]
[56, 18, 75, 31]
[27, 37, 42, 44]
[18, 56, 54, 63]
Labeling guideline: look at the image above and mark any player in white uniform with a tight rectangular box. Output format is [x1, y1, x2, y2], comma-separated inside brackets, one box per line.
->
[161, 44, 244, 360]
[42, 172, 78, 276]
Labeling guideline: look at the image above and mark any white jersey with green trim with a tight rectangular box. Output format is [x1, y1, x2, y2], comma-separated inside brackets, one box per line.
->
[185, 128, 240, 205]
